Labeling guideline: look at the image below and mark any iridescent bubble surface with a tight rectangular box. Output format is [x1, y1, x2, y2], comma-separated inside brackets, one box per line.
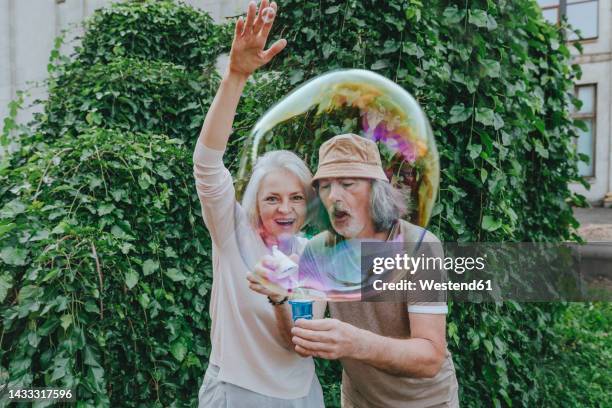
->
[237, 69, 440, 301]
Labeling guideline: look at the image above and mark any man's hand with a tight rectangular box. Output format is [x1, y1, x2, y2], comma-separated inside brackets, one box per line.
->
[291, 318, 365, 359]
[228, 0, 286, 79]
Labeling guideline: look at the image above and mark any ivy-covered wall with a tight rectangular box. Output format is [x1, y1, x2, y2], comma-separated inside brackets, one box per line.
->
[0, 1, 600, 407]
[0, 2, 227, 406]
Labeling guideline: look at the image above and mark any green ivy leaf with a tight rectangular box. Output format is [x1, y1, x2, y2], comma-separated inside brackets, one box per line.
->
[448, 185, 467, 203]
[138, 293, 150, 309]
[125, 270, 139, 289]
[170, 339, 187, 362]
[0, 199, 26, 219]
[468, 9, 488, 28]
[30, 229, 50, 242]
[382, 39, 400, 54]
[89, 365, 105, 388]
[484, 339, 494, 354]
[481, 59, 501, 78]
[142, 259, 159, 276]
[289, 69, 304, 85]
[403, 42, 424, 58]
[50, 360, 67, 382]
[481, 168, 488, 183]
[322, 43, 334, 59]
[0, 273, 13, 302]
[482, 215, 502, 232]
[324, 5, 341, 14]
[0, 246, 28, 266]
[442, 6, 465, 24]
[449, 104, 472, 124]
[25, 330, 40, 349]
[371, 60, 390, 70]
[98, 203, 116, 216]
[486, 15, 498, 31]
[138, 173, 153, 189]
[534, 140, 549, 158]
[84, 346, 100, 366]
[164, 246, 178, 258]
[85, 111, 102, 125]
[60, 314, 73, 330]
[468, 144, 482, 160]
[165, 268, 187, 282]
[475, 108, 495, 127]
[41, 268, 61, 282]
[111, 225, 127, 239]
[0, 222, 17, 237]
[493, 113, 505, 130]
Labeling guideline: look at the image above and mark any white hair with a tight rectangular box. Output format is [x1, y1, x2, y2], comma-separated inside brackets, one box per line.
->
[241, 150, 315, 230]
[370, 179, 408, 232]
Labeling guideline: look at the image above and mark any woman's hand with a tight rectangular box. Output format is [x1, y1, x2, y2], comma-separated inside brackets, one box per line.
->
[249, 255, 299, 349]
[247, 254, 297, 302]
[247, 274, 287, 302]
[228, 0, 286, 79]
[247, 256, 284, 301]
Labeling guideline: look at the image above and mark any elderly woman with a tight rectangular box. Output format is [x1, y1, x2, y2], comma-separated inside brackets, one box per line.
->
[193, 1, 324, 407]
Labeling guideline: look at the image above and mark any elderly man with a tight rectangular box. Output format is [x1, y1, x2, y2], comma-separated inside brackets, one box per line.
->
[291, 133, 458, 408]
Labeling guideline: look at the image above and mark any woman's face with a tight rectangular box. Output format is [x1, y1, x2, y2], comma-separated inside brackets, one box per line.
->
[257, 170, 307, 240]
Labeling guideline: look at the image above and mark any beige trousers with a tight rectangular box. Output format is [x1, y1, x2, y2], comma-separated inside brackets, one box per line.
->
[198, 364, 325, 408]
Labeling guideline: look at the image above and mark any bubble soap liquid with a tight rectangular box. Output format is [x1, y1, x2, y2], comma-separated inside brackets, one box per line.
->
[288, 299, 313, 321]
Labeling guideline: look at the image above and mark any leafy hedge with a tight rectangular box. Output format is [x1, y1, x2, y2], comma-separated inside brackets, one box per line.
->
[1, 130, 211, 406]
[1, 1, 223, 406]
[40, 57, 217, 142]
[0, 0, 601, 407]
[77, 0, 230, 69]
[541, 302, 612, 406]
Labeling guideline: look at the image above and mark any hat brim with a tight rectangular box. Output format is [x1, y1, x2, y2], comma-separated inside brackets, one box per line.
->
[312, 162, 389, 185]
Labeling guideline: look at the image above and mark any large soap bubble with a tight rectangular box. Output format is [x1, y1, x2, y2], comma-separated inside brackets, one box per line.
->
[236, 69, 439, 301]
[256, 235, 431, 302]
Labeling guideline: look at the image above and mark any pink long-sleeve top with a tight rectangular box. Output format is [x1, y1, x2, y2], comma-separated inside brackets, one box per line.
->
[192, 140, 314, 398]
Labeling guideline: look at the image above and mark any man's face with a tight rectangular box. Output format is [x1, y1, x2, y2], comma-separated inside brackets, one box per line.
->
[317, 177, 374, 238]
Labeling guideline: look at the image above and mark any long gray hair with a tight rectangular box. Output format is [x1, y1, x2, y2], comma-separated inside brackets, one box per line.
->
[314, 179, 408, 234]
[241, 150, 315, 231]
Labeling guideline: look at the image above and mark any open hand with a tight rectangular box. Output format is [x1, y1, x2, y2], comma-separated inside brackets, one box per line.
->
[228, 0, 286, 79]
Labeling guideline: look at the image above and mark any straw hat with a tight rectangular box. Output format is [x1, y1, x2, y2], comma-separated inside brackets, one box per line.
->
[312, 133, 389, 184]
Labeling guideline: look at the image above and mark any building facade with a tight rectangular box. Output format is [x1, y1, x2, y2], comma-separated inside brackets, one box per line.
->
[539, 0, 612, 206]
[0, 0, 249, 126]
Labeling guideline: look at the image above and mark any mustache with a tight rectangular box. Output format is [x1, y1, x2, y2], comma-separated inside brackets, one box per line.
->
[328, 204, 351, 217]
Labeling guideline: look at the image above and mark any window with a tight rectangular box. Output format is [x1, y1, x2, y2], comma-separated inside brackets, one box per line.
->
[538, 0, 561, 24]
[573, 84, 597, 177]
[537, 0, 599, 40]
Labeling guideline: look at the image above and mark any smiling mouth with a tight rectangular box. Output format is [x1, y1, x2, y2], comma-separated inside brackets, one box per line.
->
[275, 219, 296, 227]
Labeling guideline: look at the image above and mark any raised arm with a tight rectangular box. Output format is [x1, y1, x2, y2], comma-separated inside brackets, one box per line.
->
[194, 0, 286, 247]
[198, 0, 286, 151]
